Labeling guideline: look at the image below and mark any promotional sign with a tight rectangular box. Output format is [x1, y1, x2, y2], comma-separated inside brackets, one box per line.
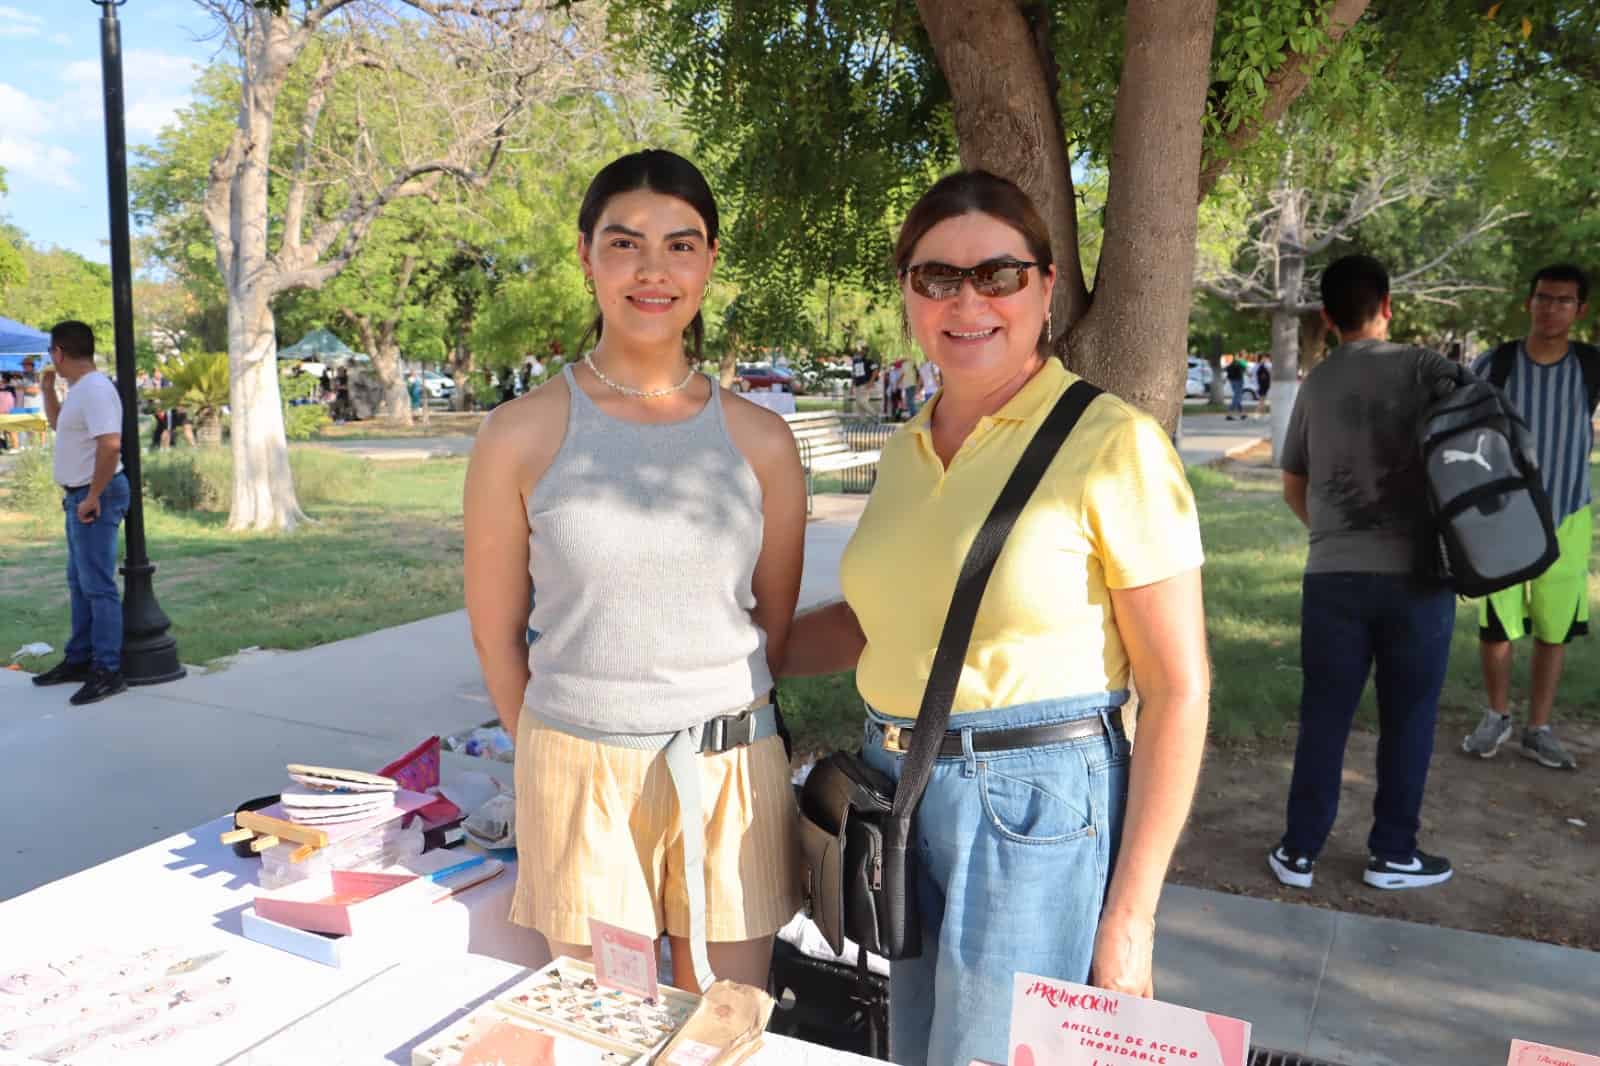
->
[1508, 1039, 1600, 1066]
[588, 918, 659, 1003]
[1009, 974, 1250, 1066]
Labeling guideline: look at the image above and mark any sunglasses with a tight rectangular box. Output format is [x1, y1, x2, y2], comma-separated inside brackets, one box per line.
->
[902, 258, 1039, 301]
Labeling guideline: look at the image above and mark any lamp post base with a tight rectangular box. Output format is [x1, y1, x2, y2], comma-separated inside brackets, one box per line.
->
[121, 561, 186, 686]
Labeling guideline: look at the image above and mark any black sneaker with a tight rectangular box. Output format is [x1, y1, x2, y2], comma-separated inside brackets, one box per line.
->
[69, 669, 128, 706]
[1268, 845, 1316, 888]
[1364, 851, 1453, 890]
[32, 659, 93, 687]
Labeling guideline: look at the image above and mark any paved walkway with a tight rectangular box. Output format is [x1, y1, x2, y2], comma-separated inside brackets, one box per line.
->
[7, 458, 1593, 1065]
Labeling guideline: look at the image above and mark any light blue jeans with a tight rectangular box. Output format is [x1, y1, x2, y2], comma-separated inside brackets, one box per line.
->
[861, 692, 1131, 1066]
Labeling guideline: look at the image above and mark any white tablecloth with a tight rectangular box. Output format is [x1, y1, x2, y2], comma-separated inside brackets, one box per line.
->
[0, 807, 870, 1064]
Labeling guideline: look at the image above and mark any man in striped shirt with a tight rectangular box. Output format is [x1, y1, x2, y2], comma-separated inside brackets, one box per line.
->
[1462, 264, 1595, 770]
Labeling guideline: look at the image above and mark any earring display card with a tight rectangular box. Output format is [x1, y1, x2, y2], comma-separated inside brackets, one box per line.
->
[589, 919, 658, 1003]
[1508, 1039, 1600, 1066]
[493, 957, 699, 1060]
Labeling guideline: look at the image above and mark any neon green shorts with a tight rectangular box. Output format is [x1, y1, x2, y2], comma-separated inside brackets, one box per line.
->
[1479, 506, 1592, 644]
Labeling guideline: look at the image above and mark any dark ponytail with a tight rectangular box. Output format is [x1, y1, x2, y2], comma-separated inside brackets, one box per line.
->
[577, 149, 718, 363]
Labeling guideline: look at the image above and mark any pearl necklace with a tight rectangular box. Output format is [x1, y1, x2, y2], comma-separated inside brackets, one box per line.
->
[584, 350, 697, 399]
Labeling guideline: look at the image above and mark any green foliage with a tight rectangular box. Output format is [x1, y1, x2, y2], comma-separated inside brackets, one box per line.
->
[4, 446, 58, 518]
[284, 404, 331, 441]
[142, 449, 225, 511]
[0, 225, 113, 341]
[143, 447, 373, 512]
[152, 351, 231, 419]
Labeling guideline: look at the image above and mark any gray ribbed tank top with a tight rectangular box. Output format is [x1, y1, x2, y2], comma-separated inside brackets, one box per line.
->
[522, 364, 772, 734]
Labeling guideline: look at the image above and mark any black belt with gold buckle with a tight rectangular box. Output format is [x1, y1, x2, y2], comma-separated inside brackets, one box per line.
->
[877, 709, 1121, 757]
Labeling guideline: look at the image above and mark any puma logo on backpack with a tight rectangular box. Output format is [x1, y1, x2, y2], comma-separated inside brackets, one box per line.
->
[1441, 433, 1492, 472]
[1417, 369, 1558, 597]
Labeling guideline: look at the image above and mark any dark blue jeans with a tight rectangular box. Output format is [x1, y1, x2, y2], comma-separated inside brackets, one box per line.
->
[1283, 572, 1455, 862]
[63, 473, 129, 672]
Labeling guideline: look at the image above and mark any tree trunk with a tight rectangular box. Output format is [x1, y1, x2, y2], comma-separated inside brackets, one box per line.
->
[226, 287, 307, 531]
[718, 333, 739, 389]
[372, 338, 412, 423]
[449, 318, 475, 411]
[917, 0, 1089, 334]
[1207, 335, 1226, 405]
[1065, 0, 1220, 433]
[1299, 310, 1330, 374]
[1267, 188, 1305, 465]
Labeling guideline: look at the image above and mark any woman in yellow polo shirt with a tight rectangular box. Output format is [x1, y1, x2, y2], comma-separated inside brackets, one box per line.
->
[785, 171, 1210, 1066]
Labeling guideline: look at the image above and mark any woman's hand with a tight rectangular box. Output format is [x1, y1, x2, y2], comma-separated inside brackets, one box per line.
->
[1090, 908, 1156, 998]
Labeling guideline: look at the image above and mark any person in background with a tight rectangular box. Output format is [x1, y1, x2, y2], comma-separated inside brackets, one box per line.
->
[1254, 357, 1272, 419]
[918, 356, 941, 406]
[1461, 263, 1594, 771]
[1224, 355, 1246, 419]
[30, 322, 131, 706]
[1270, 254, 1459, 892]
[0, 373, 15, 452]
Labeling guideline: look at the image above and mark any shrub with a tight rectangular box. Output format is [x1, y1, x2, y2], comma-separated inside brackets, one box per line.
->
[142, 449, 229, 512]
[141, 447, 372, 512]
[5, 445, 59, 517]
[284, 404, 331, 441]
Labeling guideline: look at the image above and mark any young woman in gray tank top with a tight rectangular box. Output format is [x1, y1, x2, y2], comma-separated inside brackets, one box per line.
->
[464, 151, 806, 993]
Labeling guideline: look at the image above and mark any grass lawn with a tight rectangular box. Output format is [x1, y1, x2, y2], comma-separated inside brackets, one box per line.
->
[6, 445, 1597, 751]
[0, 450, 467, 672]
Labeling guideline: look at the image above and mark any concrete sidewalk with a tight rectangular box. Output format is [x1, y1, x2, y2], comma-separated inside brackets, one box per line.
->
[6, 488, 1593, 1065]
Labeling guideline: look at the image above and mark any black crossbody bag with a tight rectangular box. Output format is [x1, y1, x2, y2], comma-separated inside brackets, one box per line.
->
[798, 379, 1103, 964]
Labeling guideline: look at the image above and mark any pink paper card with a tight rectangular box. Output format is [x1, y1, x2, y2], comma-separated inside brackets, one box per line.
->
[1009, 973, 1251, 1066]
[589, 918, 658, 1002]
[1509, 1039, 1600, 1066]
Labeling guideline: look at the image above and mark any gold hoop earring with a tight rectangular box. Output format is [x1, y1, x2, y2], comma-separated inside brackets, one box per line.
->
[584, 276, 595, 295]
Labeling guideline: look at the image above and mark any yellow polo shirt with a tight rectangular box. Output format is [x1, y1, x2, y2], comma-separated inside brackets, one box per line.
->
[839, 358, 1203, 717]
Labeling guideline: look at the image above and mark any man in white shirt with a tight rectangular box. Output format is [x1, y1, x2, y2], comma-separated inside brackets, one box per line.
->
[31, 321, 131, 705]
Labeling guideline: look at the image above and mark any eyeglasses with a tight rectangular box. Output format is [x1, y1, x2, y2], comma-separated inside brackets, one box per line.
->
[901, 258, 1038, 301]
[1531, 293, 1581, 308]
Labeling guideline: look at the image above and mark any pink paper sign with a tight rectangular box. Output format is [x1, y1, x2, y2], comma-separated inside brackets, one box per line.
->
[589, 918, 658, 1002]
[1509, 1039, 1600, 1066]
[1009, 974, 1251, 1066]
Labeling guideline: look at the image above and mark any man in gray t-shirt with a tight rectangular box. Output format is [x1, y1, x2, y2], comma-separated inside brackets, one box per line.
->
[1281, 340, 1459, 572]
[1269, 254, 1461, 894]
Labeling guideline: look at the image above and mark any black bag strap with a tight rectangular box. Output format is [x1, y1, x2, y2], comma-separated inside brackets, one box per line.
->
[890, 378, 1103, 819]
[1487, 341, 1519, 390]
[1575, 342, 1600, 412]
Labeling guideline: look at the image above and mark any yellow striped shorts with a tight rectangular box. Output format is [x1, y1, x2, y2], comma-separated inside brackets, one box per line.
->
[508, 715, 802, 946]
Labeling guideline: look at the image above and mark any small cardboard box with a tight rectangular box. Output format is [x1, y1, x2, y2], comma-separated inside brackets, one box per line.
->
[254, 869, 438, 936]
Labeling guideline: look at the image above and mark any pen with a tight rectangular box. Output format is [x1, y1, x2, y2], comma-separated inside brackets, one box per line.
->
[426, 854, 489, 883]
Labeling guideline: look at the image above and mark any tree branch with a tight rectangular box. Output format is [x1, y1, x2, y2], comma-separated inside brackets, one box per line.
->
[1197, 0, 1372, 199]
[1390, 207, 1528, 288]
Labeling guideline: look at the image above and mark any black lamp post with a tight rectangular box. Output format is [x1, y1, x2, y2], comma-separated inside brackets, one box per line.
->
[95, 0, 184, 685]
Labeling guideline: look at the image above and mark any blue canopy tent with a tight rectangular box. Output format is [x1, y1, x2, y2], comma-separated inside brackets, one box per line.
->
[0, 315, 49, 372]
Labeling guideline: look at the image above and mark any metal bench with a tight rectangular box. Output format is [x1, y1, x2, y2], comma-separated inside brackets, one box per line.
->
[783, 411, 887, 512]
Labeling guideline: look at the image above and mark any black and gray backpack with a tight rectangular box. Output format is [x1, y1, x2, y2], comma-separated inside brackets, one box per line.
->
[1417, 369, 1557, 597]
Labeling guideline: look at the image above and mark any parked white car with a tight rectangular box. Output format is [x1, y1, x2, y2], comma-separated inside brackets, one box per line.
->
[1185, 356, 1214, 397]
[422, 370, 455, 399]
